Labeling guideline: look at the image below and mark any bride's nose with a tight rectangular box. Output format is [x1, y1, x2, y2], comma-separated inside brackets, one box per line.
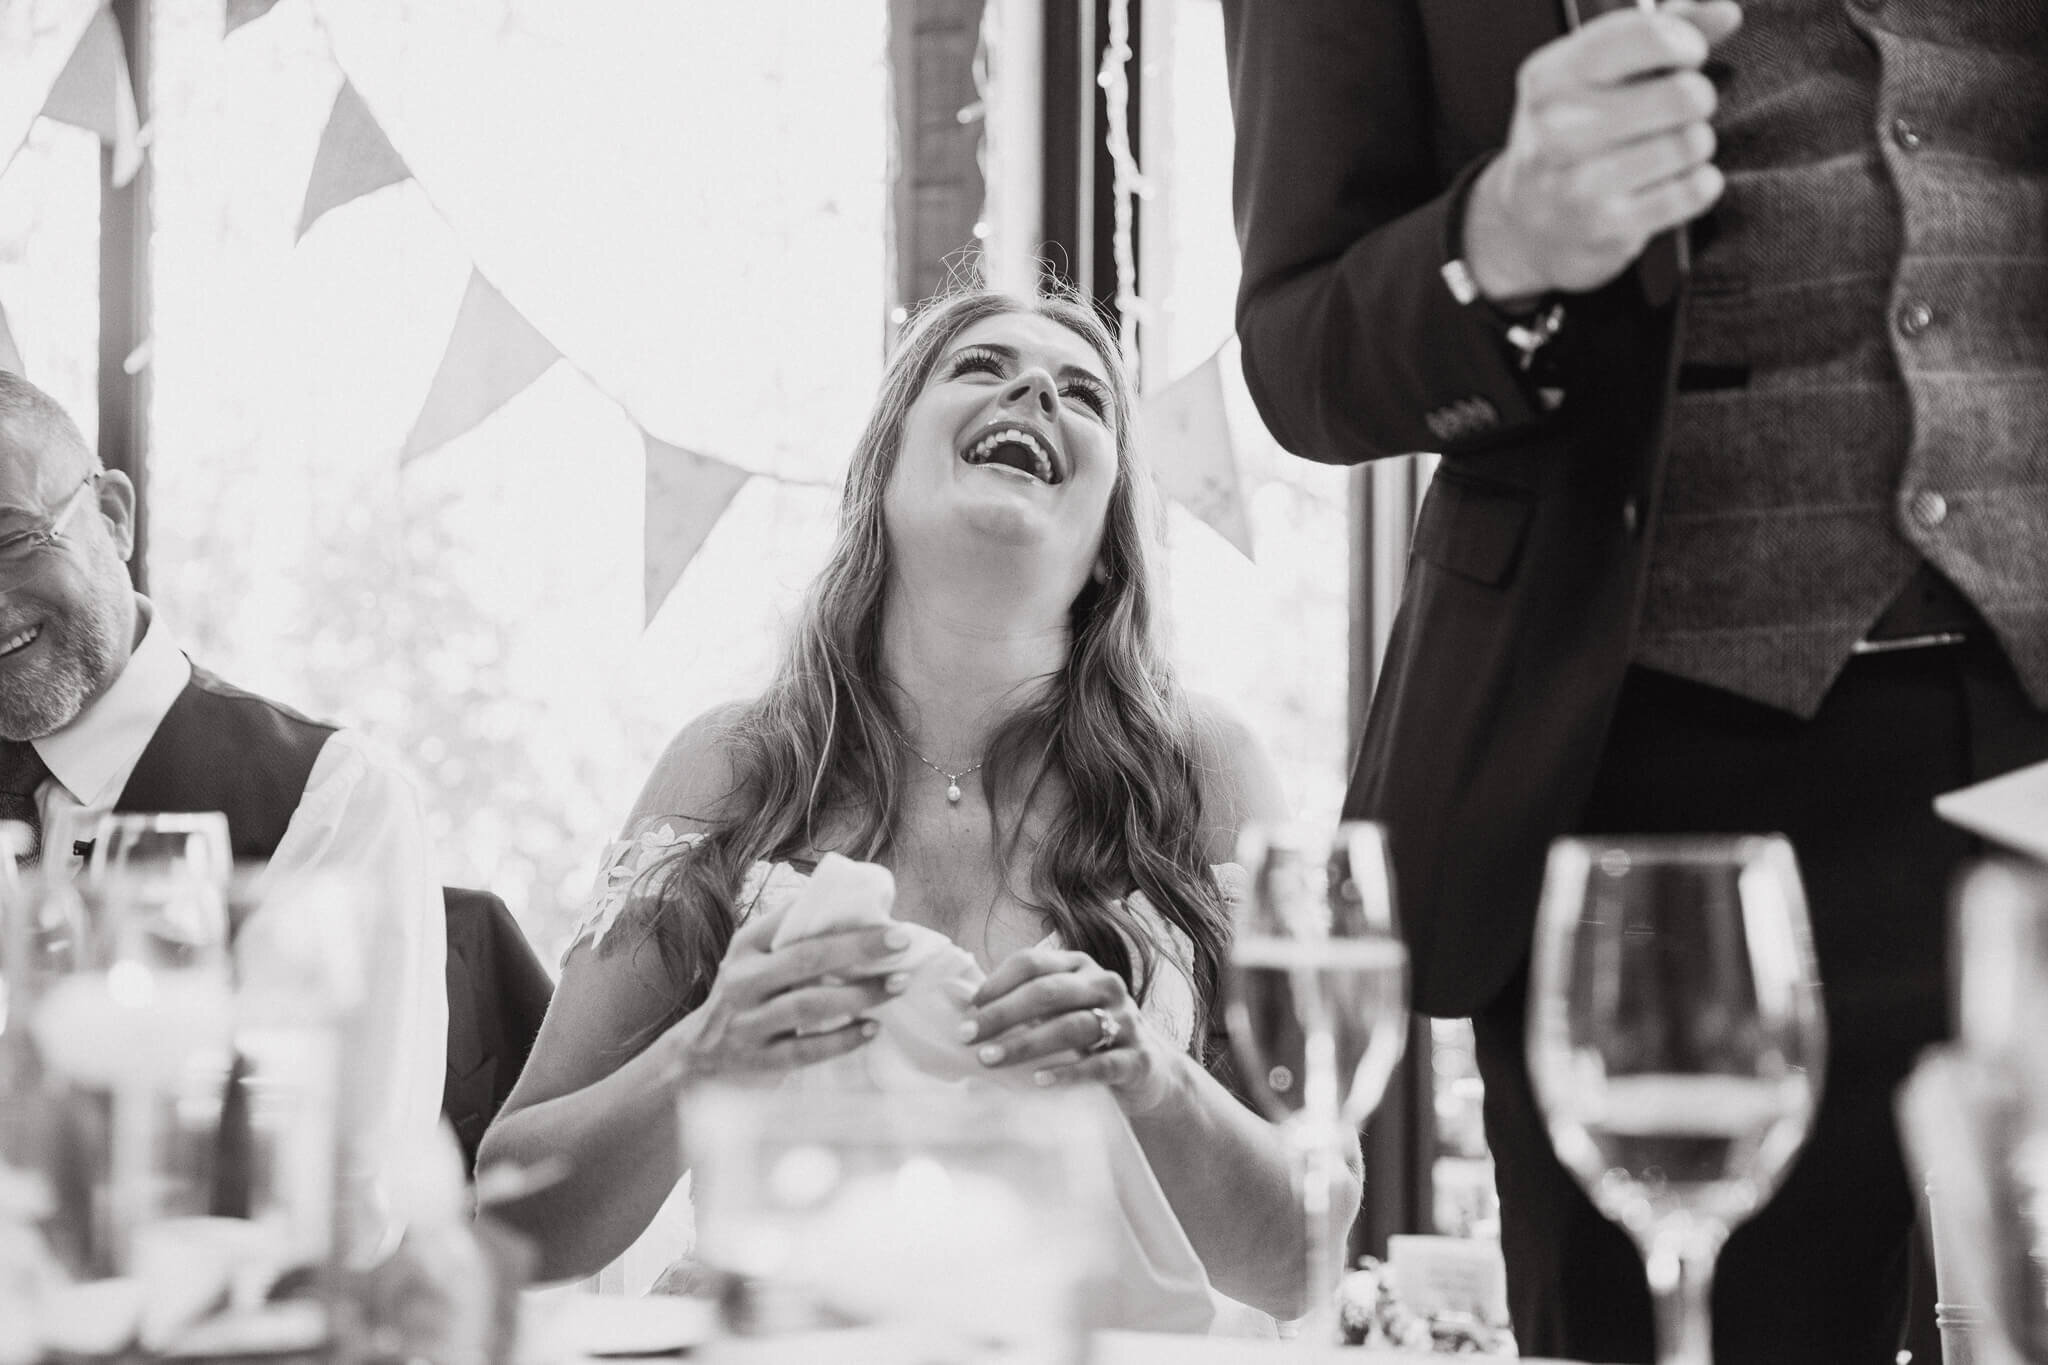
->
[1000, 370, 1058, 420]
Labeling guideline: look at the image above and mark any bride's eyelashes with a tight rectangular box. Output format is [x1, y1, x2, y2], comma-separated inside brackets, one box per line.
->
[943, 345, 1112, 419]
[945, 345, 1008, 380]
[1064, 377, 1110, 419]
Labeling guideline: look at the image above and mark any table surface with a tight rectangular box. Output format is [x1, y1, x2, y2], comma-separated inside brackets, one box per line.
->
[686, 1332, 1572, 1362]
[524, 1291, 1588, 1364]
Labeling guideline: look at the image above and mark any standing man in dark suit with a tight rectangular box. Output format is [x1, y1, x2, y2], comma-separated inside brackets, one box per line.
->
[1222, 1, 2048, 1359]
[0, 370, 446, 1264]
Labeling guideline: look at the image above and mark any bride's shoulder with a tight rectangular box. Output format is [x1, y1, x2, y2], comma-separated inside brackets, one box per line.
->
[563, 702, 758, 961]
[629, 700, 755, 830]
[1182, 692, 1288, 863]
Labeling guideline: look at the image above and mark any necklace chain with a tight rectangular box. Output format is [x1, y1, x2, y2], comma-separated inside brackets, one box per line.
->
[883, 720, 984, 803]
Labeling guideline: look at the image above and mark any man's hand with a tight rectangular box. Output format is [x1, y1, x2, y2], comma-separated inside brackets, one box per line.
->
[1464, 0, 1742, 303]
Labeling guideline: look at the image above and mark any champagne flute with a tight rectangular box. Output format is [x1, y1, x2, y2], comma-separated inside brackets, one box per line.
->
[1226, 821, 1410, 1342]
[1529, 835, 1826, 1365]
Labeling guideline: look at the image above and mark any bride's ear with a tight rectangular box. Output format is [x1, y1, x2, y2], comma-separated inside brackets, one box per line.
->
[1090, 558, 1110, 586]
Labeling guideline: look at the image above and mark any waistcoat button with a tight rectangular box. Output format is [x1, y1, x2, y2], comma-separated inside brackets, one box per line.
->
[1897, 298, 1936, 338]
[1909, 490, 1948, 530]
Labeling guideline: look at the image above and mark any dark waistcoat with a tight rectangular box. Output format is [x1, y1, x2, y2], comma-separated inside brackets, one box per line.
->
[1635, 0, 2048, 716]
[111, 663, 337, 860]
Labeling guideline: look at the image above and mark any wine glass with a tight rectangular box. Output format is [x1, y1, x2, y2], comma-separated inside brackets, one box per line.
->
[1529, 835, 1826, 1365]
[1226, 821, 1410, 1342]
[85, 812, 232, 970]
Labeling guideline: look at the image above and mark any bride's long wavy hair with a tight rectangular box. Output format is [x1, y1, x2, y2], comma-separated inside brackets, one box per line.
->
[630, 284, 1230, 1052]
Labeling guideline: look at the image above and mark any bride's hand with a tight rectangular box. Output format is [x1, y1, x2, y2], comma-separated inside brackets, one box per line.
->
[664, 902, 911, 1082]
[963, 948, 1180, 1114]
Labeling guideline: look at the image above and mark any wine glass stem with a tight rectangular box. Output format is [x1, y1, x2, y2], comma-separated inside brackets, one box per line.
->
[1645, 1220, 1721, 1365]
[1292, 1115, 1348, 1344]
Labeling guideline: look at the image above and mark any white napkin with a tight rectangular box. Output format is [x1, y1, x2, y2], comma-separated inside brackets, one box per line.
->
[765, 853, 1219, 1334]
[1936, 760, 2048, 865]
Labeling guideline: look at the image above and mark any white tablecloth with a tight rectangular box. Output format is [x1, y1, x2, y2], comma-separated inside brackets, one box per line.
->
[524, 1291, 1587, 1364]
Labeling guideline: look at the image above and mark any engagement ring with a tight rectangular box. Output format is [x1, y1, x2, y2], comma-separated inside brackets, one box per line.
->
[1088, 1006, 1121, 1053]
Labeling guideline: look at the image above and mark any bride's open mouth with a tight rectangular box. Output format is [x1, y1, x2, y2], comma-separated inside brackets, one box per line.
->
[958, 422, 1064, 486]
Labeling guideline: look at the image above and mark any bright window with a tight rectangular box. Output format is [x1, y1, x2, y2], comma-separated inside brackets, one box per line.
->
[1141, 0, 1355, 827]
[145, 0, 885, 958]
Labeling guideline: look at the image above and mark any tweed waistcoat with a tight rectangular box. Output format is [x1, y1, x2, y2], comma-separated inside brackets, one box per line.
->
[1634, 0, 2048, 717]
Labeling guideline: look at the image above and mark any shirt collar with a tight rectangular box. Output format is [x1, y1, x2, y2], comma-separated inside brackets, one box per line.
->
[34, 596, 191, 806]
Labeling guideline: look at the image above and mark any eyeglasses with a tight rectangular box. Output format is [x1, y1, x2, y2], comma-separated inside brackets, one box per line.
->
[0, 474, 101, 591]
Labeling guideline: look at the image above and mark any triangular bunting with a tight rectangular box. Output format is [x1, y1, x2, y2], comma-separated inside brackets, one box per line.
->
[42, 6, 143, 189]
[1138, 349, 1253, 558]
[0, 299, 23, 375]
[642, 435, 750, 626]
[296, 79, 411, 240]
[1, 2, 102, 179]
[224, 0, 284, 34]
[401, 270, 560, 461]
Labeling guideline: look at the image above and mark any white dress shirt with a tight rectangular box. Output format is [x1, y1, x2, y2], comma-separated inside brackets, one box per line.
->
[27, 599, 448, 1265]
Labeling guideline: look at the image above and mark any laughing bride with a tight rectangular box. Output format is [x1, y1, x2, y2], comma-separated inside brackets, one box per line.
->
[479, 284, 1359, 1332]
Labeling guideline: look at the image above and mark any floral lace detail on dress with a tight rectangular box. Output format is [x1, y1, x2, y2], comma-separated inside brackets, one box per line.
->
[566, 820, 705, 959]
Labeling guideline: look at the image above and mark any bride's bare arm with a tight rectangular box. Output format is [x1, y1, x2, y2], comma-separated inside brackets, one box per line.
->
[477, 709, 902, 1281]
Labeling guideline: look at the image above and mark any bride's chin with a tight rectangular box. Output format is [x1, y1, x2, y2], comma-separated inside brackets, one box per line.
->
[946, 498, 1057, 547]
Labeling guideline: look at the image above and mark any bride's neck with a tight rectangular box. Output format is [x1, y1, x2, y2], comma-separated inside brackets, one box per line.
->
[877, 578, 1069, 765]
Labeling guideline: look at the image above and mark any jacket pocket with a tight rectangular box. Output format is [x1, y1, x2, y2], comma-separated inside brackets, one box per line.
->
[1411, 470, 1537, 587]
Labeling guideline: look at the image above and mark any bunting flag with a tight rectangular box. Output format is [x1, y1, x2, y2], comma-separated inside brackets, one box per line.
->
[401, 269, 559, 461]
[0, 0, 102, 177]
[1138, 348, 1252, 558]
[224, 0, 283, 34]
[296, 79, 410, 240]
[41, 5, 142, 188]
[642, 435, 751, 625]
[0, 298, 22, 375]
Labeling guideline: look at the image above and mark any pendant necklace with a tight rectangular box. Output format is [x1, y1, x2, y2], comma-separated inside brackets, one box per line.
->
[885, 721, 984, 804]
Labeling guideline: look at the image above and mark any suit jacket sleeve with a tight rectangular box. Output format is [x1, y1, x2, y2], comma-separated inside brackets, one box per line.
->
[1222, 0, 1556, 463]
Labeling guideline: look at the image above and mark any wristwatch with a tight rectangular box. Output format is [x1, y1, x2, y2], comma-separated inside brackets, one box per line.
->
[1440, 257, 1566, 375]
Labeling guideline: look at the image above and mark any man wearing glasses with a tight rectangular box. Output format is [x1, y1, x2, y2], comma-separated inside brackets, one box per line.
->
[0, 370, 445, 1264]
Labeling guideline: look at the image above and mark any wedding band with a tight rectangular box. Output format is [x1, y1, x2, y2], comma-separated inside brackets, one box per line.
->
[1087, 1006, 1121, 1053]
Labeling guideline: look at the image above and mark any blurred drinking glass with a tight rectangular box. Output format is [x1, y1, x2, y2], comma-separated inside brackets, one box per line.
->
[224, 869, 361, 1287]
[1226, 821, 1409, 1343]
[84, 812, 233, 973]
[1529, 835, 1826, 1365]
[1956, 860, 2048, 1077]
[1949, 860, 2048, 1361]
[7, 848, 235, 1360]
[0, 827, 357, 1362]
[685, 1084, 1116, 1360]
